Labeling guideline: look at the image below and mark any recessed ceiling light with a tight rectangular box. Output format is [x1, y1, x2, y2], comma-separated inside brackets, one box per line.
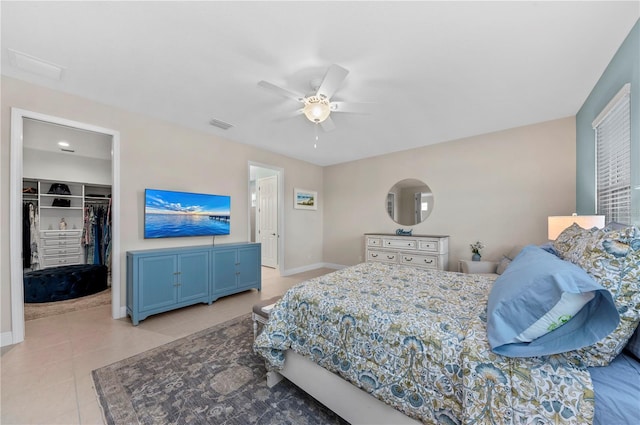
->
[58, 141, 70, 147]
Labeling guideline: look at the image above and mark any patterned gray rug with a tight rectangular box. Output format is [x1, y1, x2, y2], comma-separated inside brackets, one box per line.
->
[92, 314, 347, 425]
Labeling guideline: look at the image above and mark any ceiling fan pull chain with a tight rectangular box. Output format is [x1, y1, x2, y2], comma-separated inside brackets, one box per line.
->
[314, 123, 319, 149]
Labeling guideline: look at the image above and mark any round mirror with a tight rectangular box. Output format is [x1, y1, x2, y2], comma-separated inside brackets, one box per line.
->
[386, 179, 434, 225]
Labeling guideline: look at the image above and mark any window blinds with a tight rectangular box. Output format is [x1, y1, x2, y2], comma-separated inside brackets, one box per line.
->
[593, 84, 631, 225]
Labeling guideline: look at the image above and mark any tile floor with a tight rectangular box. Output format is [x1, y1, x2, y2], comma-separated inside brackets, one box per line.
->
[0, 267, 334, 424]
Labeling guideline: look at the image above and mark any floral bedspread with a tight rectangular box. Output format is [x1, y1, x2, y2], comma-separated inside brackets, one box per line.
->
[254, 262, 595, 424]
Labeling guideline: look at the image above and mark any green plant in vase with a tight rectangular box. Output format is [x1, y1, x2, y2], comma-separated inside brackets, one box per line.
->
[470, 241, 485, 261]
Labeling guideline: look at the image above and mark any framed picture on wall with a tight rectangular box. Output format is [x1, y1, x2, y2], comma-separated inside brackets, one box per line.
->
[294, 188, 317, 210]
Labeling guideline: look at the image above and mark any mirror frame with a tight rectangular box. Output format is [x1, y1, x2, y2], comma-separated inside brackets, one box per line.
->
[386, 178, 433, 226]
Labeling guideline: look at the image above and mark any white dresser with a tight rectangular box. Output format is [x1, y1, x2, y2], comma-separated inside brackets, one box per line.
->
[39, 230, 83, 268]
[364, 233, 449, 271]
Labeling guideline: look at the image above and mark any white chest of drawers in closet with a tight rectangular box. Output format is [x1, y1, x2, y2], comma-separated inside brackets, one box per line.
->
[39, 230, 83, 268]
[364, 233, 449, 271]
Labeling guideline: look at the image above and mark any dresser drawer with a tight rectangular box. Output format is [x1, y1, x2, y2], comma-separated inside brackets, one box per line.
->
[383, 238, 416, 250]
[418, 240, 438, 252]
[41, 254, 82, 268]
[400, 253, 439, 269]
[40, 230, 82, 239]
[367, 250, 398, 264]
[366, 237, 382, 247]
[42, 246, 81, 256]
[42, 238, 81, 247]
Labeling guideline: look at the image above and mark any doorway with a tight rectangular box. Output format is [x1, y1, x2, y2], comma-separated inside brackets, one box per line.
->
[248, 162, 283, 275]
[9, 108, 121, 345]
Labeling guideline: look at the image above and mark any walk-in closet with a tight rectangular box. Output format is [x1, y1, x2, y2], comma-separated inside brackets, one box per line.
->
[21, 118, 113, 319]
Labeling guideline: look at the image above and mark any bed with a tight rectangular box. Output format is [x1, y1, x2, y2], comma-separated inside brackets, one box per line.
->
[254, 224, 640, 424]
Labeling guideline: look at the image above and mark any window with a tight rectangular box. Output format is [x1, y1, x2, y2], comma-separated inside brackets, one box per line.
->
[592, 83, 631, 225]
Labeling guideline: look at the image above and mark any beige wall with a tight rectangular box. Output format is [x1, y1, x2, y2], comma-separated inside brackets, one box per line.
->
[323, 117, 576, 269]
[1, 76, 324, 334]
[1, 76, 577, 338]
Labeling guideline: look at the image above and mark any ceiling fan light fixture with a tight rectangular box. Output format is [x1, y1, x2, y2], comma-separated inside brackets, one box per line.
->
[303, 96, 331, 123]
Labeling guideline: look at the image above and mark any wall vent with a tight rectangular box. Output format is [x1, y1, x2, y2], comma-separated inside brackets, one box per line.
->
[209, 118, 233, 130]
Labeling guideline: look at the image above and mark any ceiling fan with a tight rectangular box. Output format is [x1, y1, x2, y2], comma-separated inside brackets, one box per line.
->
[258, 64, 371, 132]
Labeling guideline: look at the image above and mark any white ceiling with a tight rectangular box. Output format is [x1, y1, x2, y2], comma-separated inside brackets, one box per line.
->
[23, 118, 113, 160]
[2, 1, 638, 166]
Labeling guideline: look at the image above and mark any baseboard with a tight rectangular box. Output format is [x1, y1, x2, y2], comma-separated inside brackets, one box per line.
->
[282, 262, 347, 276]
[322, 262, 347, 270]
[1, 331, 14, 347]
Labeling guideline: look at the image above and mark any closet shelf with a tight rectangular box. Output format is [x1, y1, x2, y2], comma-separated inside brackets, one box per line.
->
[40, 194, 83, 199]
[40, 206, 83, 210]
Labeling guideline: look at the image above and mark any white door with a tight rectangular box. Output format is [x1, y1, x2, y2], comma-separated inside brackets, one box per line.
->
[257, 175, 278, 268]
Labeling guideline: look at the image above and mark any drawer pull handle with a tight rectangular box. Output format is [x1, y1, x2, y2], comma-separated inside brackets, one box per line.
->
[387, 255, 395, 260]
[371, 253, 378, 258]
[405, 257, 413, 262]
[424, 259, 433, 264]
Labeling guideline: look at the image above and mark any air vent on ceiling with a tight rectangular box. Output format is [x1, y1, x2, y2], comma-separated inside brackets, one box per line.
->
[8, 49, 64, 80]
[209, 118, 233, 130]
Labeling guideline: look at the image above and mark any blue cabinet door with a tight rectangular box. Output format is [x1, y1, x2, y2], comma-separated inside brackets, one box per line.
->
[237, 245, 260, 289]
[138, 254, 178, 312]
[178, 251, 209, 302]
[212, 249, 238, 296]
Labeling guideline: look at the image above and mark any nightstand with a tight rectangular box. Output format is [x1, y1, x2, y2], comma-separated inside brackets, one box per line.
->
[458, 259, 498, 274]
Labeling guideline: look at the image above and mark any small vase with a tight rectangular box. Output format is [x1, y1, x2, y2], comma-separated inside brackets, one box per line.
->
[472, 253, 481, 261]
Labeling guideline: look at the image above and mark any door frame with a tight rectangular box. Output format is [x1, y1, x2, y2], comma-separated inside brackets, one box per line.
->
[9, 108, 121, 345]
[248, 161, 284, 275]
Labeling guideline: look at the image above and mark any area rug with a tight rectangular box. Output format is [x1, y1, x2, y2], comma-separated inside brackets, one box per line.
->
[92, 314, 347, 425]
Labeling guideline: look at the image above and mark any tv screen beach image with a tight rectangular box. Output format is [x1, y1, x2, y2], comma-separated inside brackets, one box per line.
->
[144, 189, 230, 238]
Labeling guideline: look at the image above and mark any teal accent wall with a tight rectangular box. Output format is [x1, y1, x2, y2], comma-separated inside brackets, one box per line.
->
[576, 19, 639, 223]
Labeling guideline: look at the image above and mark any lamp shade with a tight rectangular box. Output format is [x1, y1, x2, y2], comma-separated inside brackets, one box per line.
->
[302, 96, 331, 123]
[547, 215, 605, 240]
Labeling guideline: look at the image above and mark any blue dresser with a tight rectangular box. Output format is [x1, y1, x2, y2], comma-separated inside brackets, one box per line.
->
[126, 242, 261, 325]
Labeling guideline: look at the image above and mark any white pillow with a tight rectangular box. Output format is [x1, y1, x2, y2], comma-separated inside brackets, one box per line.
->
[509, 291, 595, 343]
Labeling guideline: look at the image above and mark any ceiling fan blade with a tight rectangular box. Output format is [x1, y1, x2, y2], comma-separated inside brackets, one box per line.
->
[330, 101, 375, 114]
[258, 81, 304, 102]
[273, 109, 304, 122]
[320, 116, 336, 132]
[316, 64, 349, 99]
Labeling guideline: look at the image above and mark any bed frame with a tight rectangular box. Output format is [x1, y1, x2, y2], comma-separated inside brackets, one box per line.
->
[267, 350, 422, 425]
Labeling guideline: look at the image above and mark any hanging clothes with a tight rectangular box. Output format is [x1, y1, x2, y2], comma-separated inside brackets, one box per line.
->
[83, 205, 94, 264]
[93, 206, 102, 265]
[23, 203, 31, 268]
[83, 203, 111, 269]
[28, 203, 40, 270]
[22, 201, 40, 270]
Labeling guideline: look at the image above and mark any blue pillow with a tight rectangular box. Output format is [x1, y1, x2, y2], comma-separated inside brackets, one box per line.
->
[487, 245, 619, 357]
[626, 326, 640, 360]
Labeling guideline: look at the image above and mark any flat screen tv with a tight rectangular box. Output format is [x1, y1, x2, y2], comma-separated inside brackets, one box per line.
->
[144, 189, 230, 239]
